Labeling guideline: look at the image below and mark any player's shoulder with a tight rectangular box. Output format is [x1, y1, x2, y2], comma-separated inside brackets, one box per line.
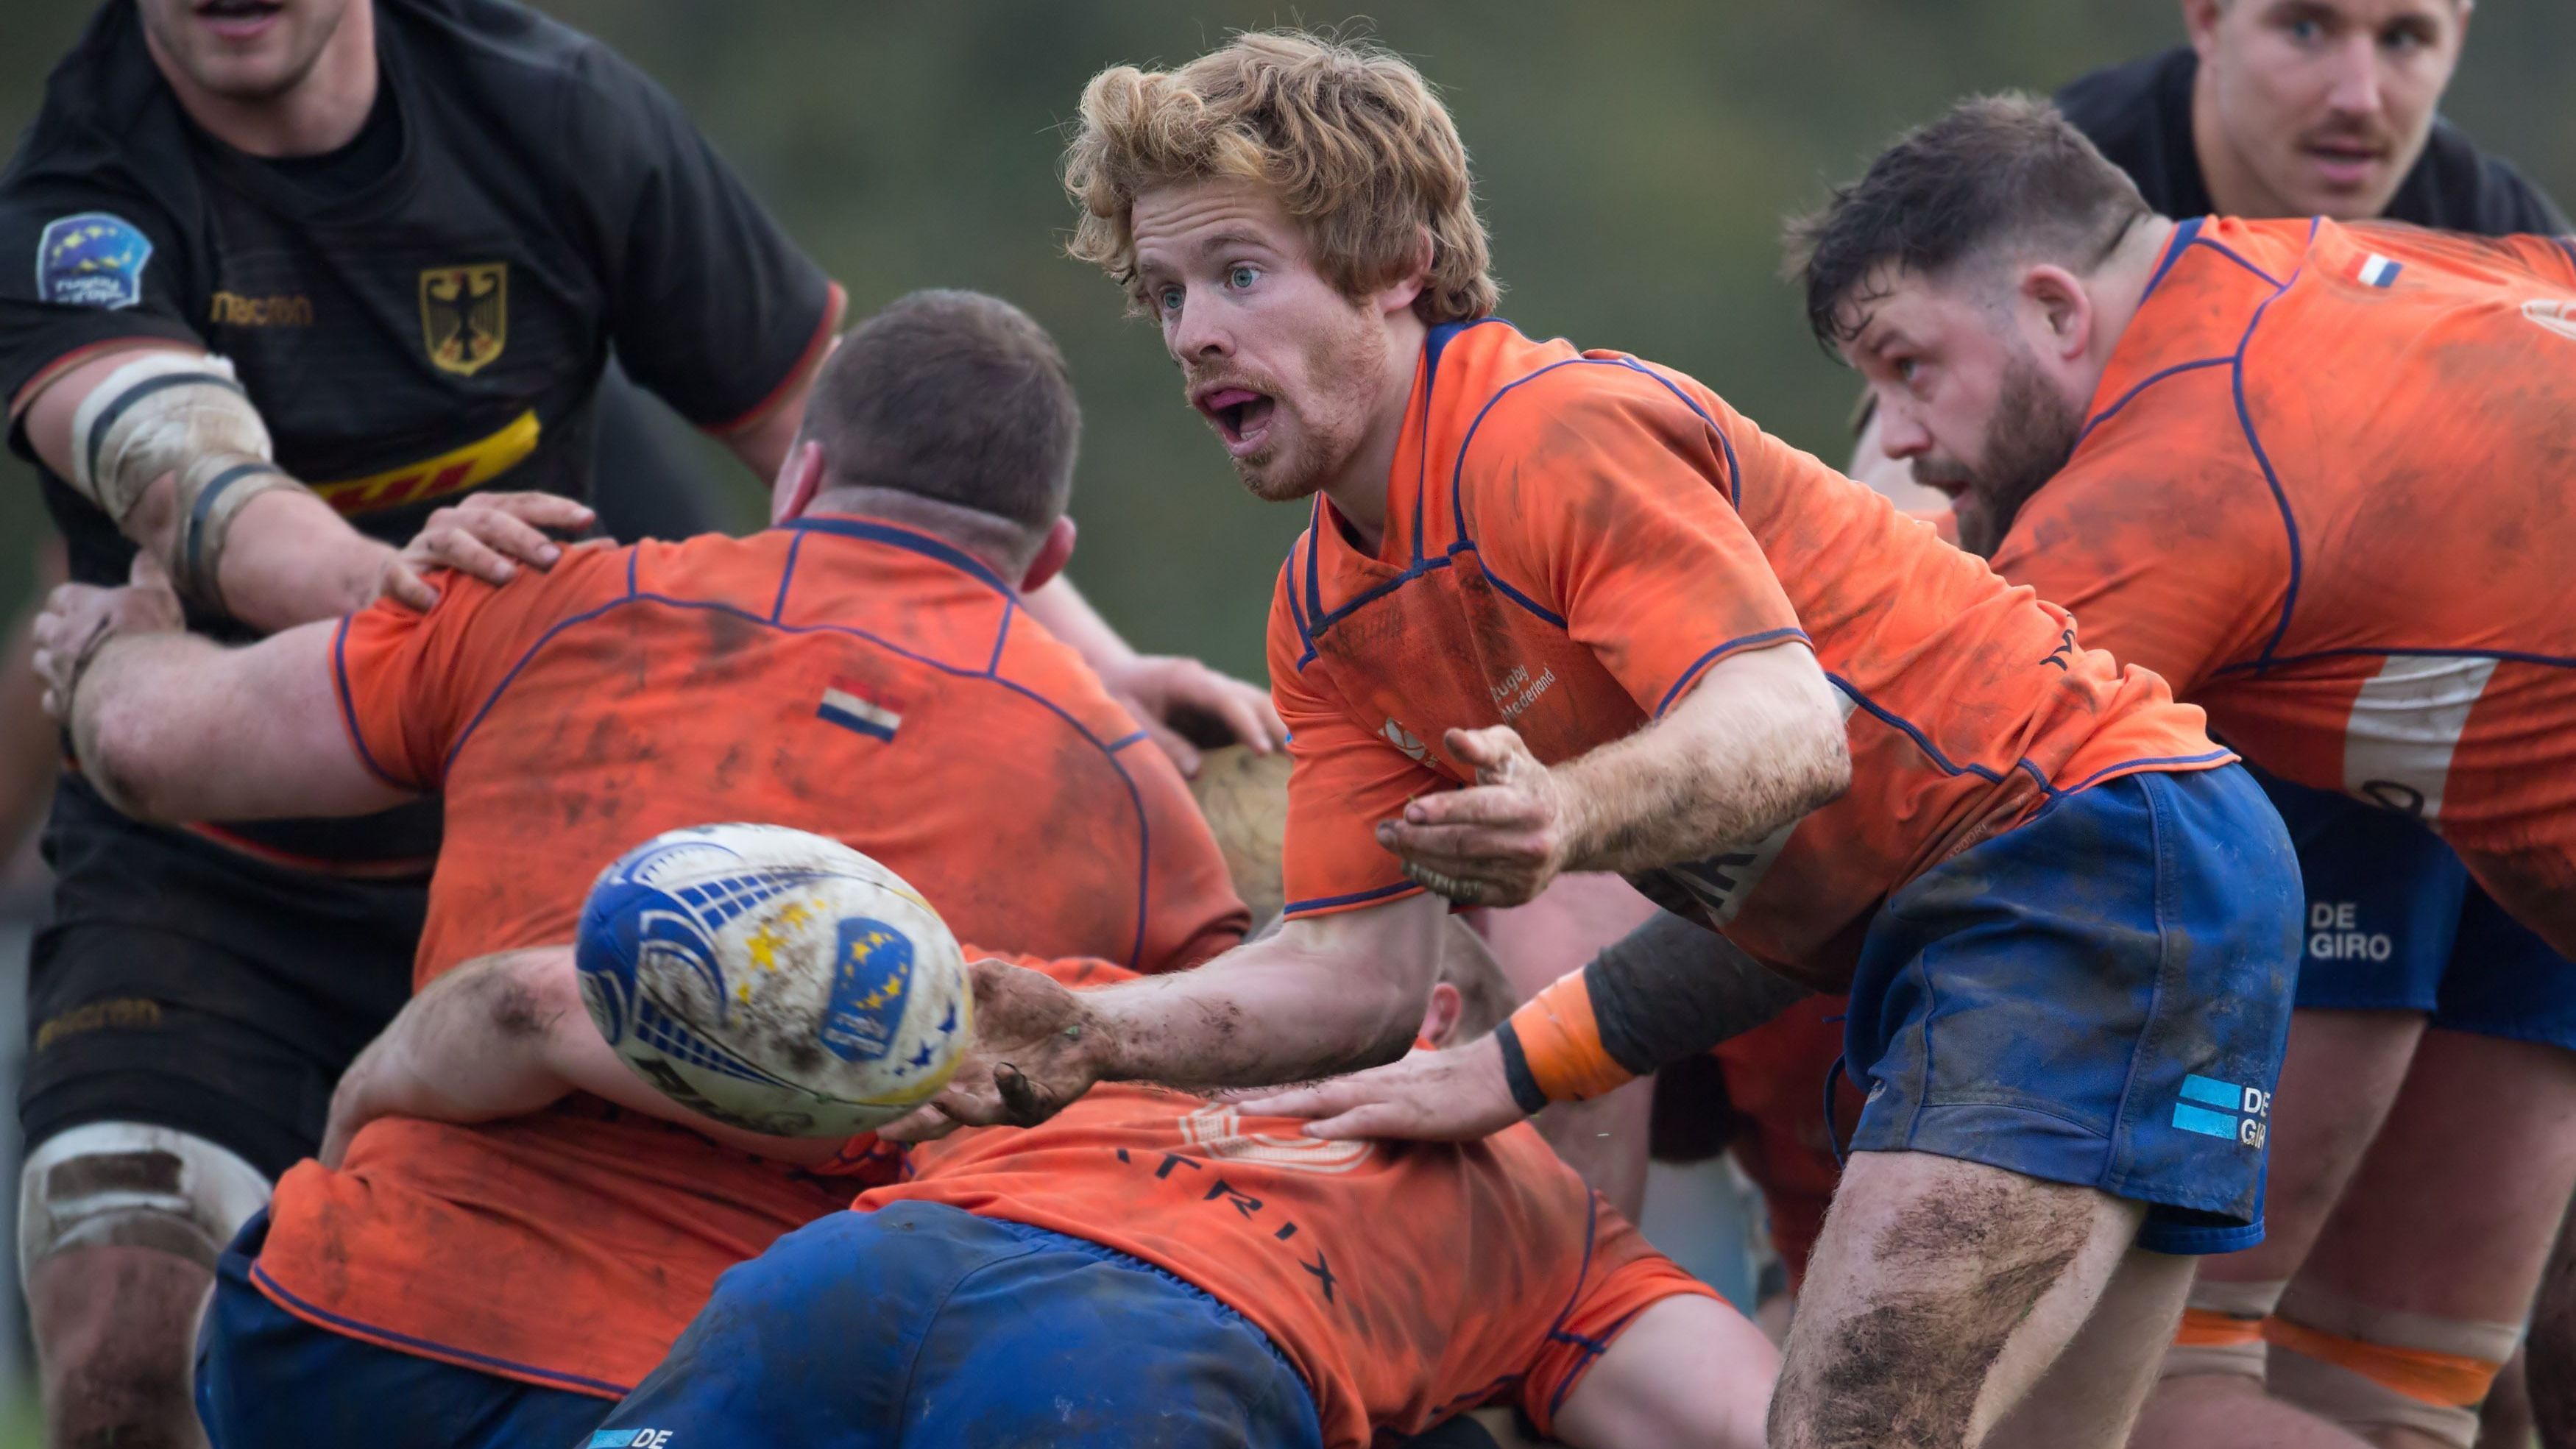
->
[1432, 321, 1721, 468]
[379, 0, 675, 152]
[0, 8, 194, 213]
[2402, 116, 2574, 238]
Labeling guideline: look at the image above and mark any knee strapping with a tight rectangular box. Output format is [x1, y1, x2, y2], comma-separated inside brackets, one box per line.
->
[17, 1122, 271, 1279]
[2265, 1283, 2520, 1449]
[2162, 1277, 2286, 1382]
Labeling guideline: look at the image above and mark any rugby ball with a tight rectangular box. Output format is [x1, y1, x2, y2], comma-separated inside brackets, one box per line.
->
[574, 823, 972, 1136]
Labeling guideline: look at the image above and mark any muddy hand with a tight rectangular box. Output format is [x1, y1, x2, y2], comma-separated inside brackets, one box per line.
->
[880, 957, 1108, 1141]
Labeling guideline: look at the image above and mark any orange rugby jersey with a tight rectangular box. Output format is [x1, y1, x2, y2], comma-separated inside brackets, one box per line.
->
[1996, 218, 2576, 910]
[871, 954, 1714, 1448]
[254, 516, 1247, 1397]
[1271, 320, 2221, 979]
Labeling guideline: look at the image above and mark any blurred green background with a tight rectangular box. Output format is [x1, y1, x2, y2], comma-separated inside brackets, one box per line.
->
[1, 2, 2573, 679]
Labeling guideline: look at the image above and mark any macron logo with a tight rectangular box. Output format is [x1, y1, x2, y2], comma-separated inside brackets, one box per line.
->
[2173, 1074, 2270, 1149]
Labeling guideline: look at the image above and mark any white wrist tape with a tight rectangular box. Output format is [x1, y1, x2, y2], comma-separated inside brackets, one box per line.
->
[66, 350, 274, 523]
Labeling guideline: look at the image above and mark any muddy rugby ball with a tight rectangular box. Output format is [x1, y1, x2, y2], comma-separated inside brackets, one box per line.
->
[575, 823, 972, 1136]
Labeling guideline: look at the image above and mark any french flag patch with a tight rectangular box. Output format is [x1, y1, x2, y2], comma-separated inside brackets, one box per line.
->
[2358, 253, 2403, 288]
[818, 681, 902, 742]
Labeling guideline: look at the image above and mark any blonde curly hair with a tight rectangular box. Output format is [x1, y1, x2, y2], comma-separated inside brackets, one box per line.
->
[1064, 30, 1498, 324]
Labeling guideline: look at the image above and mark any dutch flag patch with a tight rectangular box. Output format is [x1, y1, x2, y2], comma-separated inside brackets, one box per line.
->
[818, 681, 902, 742]
[2358, 253, 2403, 288]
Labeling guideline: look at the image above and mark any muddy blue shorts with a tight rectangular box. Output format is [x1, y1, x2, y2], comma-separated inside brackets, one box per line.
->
[592, 1200, 1325, 1448]
[2253, 768, 2576, 1052]
[197, 1212, 612, 1449]
[1842, 764, 2301, 1255]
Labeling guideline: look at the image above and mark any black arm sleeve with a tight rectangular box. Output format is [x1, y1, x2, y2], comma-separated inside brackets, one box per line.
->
[1584, 911, 1812, 1076]
[563, 43, 835, 433]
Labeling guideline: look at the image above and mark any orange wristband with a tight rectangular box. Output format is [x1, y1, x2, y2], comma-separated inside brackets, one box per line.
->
[1506, 972, 1638, 1103]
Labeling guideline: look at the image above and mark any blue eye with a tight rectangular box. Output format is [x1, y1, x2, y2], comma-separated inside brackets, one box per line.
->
[2288, 18, 2324, 43]
[1228, 265, 1259, 290]
[1158, 286, 1184, 313]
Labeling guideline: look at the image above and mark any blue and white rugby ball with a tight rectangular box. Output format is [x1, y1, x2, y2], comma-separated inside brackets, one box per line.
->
[576, 823, 972, 1136]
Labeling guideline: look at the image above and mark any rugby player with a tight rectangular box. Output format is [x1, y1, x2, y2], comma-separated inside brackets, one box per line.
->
[0, 4, 1275, 1443]
[893, 33, 2302, 1449]
[32, 290, 1251, 1446]
[315, 940, 1775, 1449]
[1791, 96, 2576, 1449]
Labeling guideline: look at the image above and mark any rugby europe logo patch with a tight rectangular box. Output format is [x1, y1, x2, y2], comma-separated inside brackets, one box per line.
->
[420, 262, 506, 375]
[36, 212, 150, 310]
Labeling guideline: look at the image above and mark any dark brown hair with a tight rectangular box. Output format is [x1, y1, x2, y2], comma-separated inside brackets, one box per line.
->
[801, 290, 1080, 533]
[1786, 93, 2151, 352]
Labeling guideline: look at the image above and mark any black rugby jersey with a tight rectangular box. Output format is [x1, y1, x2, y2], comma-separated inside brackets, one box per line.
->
[0, 0, 838, 873]
[2056, 47, 2569, 237]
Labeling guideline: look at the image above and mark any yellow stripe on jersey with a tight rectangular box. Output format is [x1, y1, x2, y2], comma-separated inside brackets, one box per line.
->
[310, 409, 539, 515]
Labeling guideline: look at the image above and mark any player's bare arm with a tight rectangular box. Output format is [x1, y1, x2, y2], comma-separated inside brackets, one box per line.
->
[1245, 908, 1812, 1140]
[32, 566, 405, 822]
[321, 946, 851, 1169]
[15, 343, 595, 628]
[882, 890, 1448, 1139]
[1380, 642, 1851, 907]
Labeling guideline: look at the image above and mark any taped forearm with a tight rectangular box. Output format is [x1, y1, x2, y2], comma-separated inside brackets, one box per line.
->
[1496, 910, 1810, 1111]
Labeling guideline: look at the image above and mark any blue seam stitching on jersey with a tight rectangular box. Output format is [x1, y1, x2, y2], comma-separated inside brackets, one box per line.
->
[2191, 235, 2288, 291]
[2058, 749, 2237, 796]
[1538, 1194, 1602, 1353]
[446, 595, 1158, 966]
[771, 531, 802, 623]
[247, 1261, 635, 1397]
[988, 600, 1012, 675]
[1281, 879, 1422, 916]
[781, 516, 1015, 597]
[2213, 645, 2576, 673]
[1107, 730, 1149, 752]
[2136, 216, 2203, 305]
[332, 617, 417, 792]
[2075, 357, 2232, 450]
[1548, 1303, 1649, 1420]
[1653, 628, 1812, 718]
[2232, 259, 2308, 670]
[1826, 673, 2017, 788]
[624, 546, 638, 598]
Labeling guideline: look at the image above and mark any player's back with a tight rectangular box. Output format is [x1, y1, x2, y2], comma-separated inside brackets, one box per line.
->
[2008, 216, 2576, 879]
[253, 516, 1247, 1398]
[1275, 320, 2218, 979]
[869, 957, 1707, 1448]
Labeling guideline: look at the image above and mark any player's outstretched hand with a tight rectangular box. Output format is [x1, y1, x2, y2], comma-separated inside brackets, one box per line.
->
[1099, 652, 1288, 778]
[32, 552, 183, 720]
[383, 492, 598, 609]
[1236, 1033, 1529, 1142]
[1375, 724, 1573, 908]
[879, 956, 1111, 1143]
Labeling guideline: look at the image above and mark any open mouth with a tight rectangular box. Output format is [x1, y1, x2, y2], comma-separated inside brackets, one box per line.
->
[196, 0, 285, 37]
[1194, 386, 1278, 458]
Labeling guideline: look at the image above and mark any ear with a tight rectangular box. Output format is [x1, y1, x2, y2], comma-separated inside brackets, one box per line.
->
[2021, 264, 2095, 364]
[1374, 226, 1436, 320]
[2181, 0, 2226, 60]
[1019, 515, 1077, 595]
[1419, 979, 1464, 1049]
[771, 439, 825, 524]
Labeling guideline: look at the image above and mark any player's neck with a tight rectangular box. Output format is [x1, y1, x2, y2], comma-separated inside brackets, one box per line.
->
[148, 7, 381, 159]
[2188, 65, 2292, 220]
[2085, 214, 2179, 372]
[1315, 311, 1429, 556]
